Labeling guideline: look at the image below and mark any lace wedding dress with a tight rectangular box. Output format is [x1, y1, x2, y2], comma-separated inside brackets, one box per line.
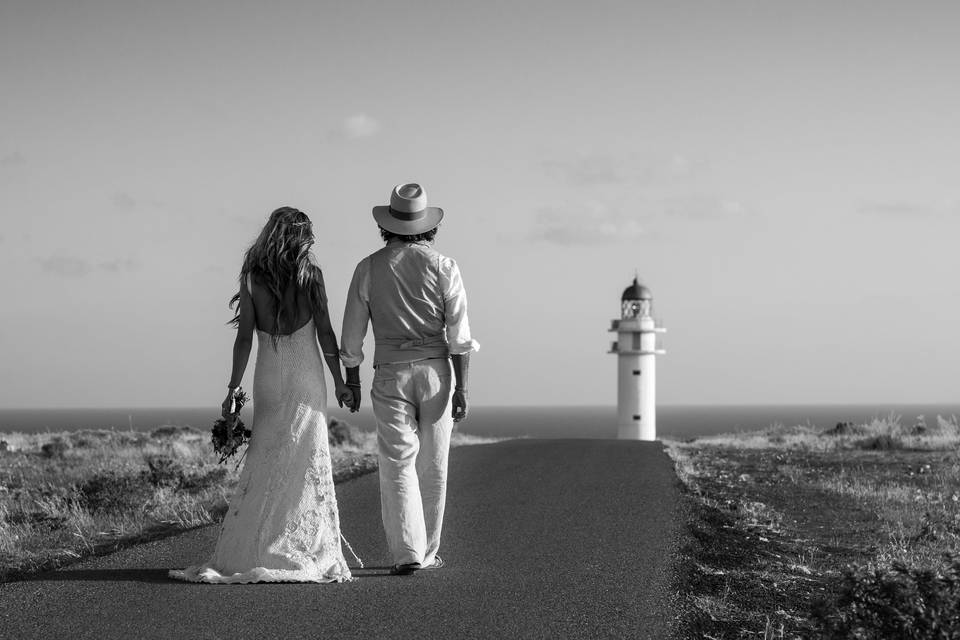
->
[169, 318, 352, 584]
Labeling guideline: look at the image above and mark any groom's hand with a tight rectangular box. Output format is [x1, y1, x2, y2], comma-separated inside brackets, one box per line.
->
[452, 389, 468, 422]
[349, 386, 362, 412]
[334, 382, 354, 411]
[345, 366, 361, 413]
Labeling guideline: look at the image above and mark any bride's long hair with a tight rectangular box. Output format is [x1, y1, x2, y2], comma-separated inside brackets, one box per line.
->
[229, 207, 326, 336]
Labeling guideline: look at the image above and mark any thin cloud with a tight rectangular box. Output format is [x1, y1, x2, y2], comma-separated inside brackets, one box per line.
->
[112, 192, 137, 212]
[40, 256, 139, 277]
[40, 256, 91, 277]
[661, 153, 708, 181]
[541, 156, 626, 186]
[0, 151, 25, 167]
[97, 258, 140, 273]
[857, 201, 943, 217]
[329, 114, 381, 141]
[639, 153, 710, 184]
[108, 191, 167, 214]
[529, 202, 644, 245]
[529, 193, 751, 244]
[541, 153, 708, 187]
[662, 196, 752, 219]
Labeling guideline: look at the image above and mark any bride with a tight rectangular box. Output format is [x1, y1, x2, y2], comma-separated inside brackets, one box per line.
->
[170, 207, 355, 584]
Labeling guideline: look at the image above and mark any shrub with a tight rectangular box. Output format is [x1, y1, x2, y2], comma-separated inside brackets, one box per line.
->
[935, 415, 960, 437]
[150, 425, 201, 439]
[857, 434, 903, 451]
[328, 418, 360, 448]
[76, 470, 153, 513]
[915, 511, 960, 544]
[68, 429, 115, 448]
[180, 466, 228, 492]
[108, 431, 150, 447]
[825, 421, 852, 436]
[143, 454, 186, 488]
[811, 555, 960, 639]
[40, 439, 69, 458]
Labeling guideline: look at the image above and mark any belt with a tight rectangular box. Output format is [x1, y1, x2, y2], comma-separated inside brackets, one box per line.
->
[376, 334, 447, 350]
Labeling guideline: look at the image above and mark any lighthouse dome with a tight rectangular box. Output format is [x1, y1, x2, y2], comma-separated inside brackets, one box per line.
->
[621, 277, 652, 301]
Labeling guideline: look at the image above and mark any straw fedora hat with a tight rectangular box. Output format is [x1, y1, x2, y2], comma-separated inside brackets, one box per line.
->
[372, 183, 444, 235]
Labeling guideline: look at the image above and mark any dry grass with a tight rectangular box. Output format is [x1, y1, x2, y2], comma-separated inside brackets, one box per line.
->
[1, 427, 231, 579]
[665, 412, 960, 638]
[685, 412, 960, 452]
[0, 419, 507, 582]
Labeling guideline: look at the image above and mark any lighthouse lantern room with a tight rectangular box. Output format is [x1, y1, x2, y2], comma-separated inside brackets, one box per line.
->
[608, 277, 666, 440]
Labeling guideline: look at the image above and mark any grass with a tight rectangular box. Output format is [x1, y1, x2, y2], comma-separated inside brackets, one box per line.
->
[0, 419, 499, 582]
[665, 412, 960, 639]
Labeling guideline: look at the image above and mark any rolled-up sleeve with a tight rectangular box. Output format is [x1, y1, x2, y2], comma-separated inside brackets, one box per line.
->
[339, 258, 371, 368]
[440, 258, 480, 356]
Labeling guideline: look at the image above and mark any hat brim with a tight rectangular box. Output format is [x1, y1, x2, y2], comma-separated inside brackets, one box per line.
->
[372, 206, 444, 236]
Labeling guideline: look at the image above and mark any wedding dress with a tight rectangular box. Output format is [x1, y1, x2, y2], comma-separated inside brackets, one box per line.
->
[169, 317, 352, 584]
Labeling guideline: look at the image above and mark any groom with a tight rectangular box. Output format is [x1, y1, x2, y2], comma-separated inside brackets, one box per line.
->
[340, 183, 479, 575]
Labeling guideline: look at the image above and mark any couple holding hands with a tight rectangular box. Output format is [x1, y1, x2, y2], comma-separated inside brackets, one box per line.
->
[170, 182, 478, 583]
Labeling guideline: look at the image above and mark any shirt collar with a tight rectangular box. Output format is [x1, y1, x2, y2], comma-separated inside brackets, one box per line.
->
[386, 239, 429, 247]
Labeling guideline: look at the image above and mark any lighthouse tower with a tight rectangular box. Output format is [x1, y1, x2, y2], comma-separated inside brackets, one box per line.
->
[608, 277, 666, 440]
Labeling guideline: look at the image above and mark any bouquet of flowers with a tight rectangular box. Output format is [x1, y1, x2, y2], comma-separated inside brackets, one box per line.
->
[211, 388, 251, 467]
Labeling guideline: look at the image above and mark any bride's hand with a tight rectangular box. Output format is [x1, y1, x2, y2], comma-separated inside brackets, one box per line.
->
[335, 382, 355, 412]
[222, 389, 237, 417]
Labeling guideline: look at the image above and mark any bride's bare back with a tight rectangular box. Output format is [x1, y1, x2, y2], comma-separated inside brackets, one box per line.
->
[247, 275, 316, 336]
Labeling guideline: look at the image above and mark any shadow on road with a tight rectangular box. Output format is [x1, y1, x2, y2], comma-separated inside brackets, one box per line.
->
[21, 566, 404, 582]
[21, 568, 173, 583]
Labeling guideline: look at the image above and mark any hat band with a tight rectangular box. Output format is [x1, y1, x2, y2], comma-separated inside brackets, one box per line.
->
[389, 206, 427, 221]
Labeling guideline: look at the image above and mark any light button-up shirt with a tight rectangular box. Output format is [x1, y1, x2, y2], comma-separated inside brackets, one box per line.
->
[340, 240, 479, 367]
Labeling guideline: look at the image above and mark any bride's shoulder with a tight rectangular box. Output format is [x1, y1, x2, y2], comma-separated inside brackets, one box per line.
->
[304, 261, 325, 285]
[302, 263, 328, 305]
[244, 270, 259, 294]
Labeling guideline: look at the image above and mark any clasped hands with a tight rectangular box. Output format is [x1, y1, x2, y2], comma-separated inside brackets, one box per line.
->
[335, 382, 361, 413]
[231, 382, 460, 419]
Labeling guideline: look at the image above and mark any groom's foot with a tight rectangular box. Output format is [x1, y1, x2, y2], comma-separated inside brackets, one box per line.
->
[389, 562, 422, 576]
[421, 556, 444, 570]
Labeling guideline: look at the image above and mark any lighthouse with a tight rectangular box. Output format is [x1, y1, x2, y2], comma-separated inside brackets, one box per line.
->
[608, 277, 666, 440]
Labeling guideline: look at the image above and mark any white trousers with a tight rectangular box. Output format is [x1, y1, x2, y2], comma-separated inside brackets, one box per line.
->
[371, 358, 453, 566]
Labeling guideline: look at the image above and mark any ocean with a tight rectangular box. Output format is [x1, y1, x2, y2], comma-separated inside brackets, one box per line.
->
[2, 404, 959, 440]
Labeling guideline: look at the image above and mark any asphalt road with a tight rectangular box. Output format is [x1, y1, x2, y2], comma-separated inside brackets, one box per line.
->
[0, 439, 684, 640]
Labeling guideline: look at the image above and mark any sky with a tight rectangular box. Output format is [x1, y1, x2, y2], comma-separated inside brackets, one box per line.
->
[1, 0, 958, 408]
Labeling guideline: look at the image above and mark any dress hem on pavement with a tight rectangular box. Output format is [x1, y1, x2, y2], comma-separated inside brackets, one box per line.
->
[168, 564, 352, 584]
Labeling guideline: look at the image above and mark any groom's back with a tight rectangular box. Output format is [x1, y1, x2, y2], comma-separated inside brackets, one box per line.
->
[366, 241, 451, 363]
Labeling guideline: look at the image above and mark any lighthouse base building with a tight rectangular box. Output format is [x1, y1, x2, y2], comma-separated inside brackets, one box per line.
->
[608, 278, 666, 441]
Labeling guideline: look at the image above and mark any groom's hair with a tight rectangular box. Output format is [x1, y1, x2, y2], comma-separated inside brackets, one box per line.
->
[378, 226, 438, 244]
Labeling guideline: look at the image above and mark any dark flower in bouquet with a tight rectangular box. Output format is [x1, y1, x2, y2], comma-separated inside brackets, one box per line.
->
[212, 388, 251, 466]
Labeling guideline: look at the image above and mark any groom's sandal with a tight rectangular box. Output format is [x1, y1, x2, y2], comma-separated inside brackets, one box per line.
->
[389, 562, 422, 576]
[421, 556, 444, 570]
